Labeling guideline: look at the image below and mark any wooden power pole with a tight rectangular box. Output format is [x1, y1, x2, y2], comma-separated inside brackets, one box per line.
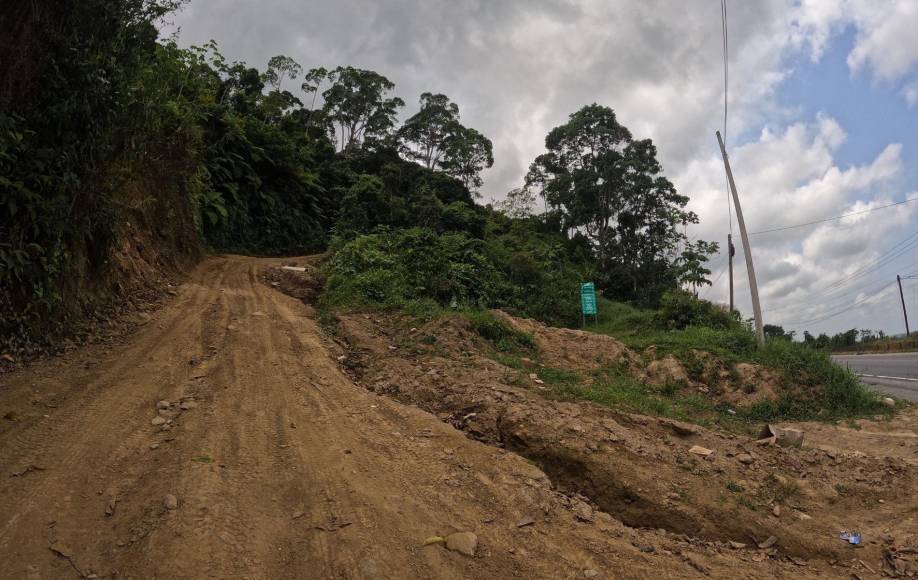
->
[716, 131, 765, 348]
[898, 274, 911, 336]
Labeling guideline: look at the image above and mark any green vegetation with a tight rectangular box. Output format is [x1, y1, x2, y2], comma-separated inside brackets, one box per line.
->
[550, 366, 728, 426]
[828, 331, 918, 353]
[591, 293, 887, 422]
[0, 1, 505, 350]
[2, 2, 890, 428]
[320, 225, 589, 327]
[464, 311, 534, 353]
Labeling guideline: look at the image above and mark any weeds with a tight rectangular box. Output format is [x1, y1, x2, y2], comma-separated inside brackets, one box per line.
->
[725, 481, 744, 493]
[758, 475, 799, 503]
[736, 495, 758, 511]
[464, 310, 534, 353]
[591, 296, 888, 422]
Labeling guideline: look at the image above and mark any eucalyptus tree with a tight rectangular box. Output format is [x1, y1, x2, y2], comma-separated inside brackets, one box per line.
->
[263, 55, 302, 91]
[397, 93, 493, 193]
[397, 92, 460, 169]
[442, 125, 493, 193]
[304, 66, 404, 151]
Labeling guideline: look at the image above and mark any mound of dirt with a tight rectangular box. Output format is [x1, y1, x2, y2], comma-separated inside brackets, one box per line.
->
[645, 355, 693, 386]
[262, 262, 325, 306]
[332, 309, 918, 573]
[490, 310, 642, 372]
[726, 363, 781, 407]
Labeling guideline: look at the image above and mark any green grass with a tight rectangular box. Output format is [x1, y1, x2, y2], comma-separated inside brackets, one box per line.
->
[535, 363, 750, 430]
[463, 310, 535, 353]
[589, 297, 889, 422]
[757, 474, 799, 503]
[725, 481, 744, 493]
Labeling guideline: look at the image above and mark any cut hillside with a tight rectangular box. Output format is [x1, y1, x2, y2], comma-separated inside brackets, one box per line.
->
[271, 266, 918, 575]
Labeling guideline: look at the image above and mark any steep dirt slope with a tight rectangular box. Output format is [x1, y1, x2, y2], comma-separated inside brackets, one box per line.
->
[333, 310, 918, 577]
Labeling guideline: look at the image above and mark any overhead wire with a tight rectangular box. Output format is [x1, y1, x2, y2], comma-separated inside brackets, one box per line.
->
[785, 265, 918, 329]
[763, 230, 918, 315]
[719, 0, 735, 309]
[749, 196, 918, 236]
[786, 281, 897, 329]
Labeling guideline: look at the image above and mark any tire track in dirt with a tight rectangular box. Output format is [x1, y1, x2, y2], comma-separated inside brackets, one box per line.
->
[0, 260, 226, 575]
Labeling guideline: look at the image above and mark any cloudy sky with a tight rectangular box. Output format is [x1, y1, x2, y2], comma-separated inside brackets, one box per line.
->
[162, 0, 918, 337]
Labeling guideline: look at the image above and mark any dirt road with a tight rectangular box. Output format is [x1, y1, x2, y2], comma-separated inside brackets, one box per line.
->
[0, 256, 700, 579]
[0, 256, 911, 579]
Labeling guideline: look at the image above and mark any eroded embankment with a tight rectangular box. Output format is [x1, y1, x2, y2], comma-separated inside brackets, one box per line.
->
[328, 308, 916, 568]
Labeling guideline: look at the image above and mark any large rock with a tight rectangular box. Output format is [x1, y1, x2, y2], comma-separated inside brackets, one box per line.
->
[444, 532, 477, 556]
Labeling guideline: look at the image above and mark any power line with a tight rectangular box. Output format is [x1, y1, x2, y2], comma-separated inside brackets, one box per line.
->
[819, 231, 918, 294]
[700, 259, 728, 299]
[786, 266, 918, 330]
[749, 196, 918, 236]
[763, 230, 918, 315]
[720, 0, 732, 236]
[786, 281, 896, 329]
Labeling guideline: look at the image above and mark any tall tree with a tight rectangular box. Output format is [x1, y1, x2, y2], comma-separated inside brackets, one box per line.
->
[441, 126, 493, 193]
[525, 103, 709, 304]
[305, 66, 404, 151]
[300, 66, 328, 125]
[397, 93, 460, 169]
[262, 55, 302, 91]
[397, 93, 493, 193]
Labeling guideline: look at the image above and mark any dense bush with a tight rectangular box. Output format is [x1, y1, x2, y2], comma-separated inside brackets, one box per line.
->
[1, 1, 192, 346]
[655, 289, 740, 330]
[322, 221, 588, 327]
[324, 227, 507, 307]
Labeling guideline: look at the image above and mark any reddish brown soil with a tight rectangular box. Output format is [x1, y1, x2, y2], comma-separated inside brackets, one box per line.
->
[0, 255, 914, 579]
[333, 309, 918, 578]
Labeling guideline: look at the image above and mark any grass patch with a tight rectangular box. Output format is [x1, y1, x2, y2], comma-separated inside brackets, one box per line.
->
[757, 474, 799, 503]
[591, 297, 888, 422]
[736, 495, 758, 511]
[464, 310, 535, 353]
[543, 364, 742, 428]
[745, 339, 886, 421]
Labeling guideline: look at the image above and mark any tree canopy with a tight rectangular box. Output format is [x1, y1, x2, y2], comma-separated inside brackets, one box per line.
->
[306, 66, 405, 151]
[1, 5, 718, 348]
[525, 104, 714, 304]
[397, 93, 494, 193]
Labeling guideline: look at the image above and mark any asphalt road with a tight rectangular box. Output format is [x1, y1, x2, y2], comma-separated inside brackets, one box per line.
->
[832, 352, 918, 402]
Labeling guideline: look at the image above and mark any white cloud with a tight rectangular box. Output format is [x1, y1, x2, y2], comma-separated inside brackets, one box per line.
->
[684, 116, 915, 334]
[795, 1, 918, 86]
[163, 0, 918, 335]
[904, 82, 918, 107]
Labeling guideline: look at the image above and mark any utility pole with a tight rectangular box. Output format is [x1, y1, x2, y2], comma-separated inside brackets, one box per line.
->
[728, 233, 734, 312]
[716, 131, 765, 348]
[897, 274, 910, 336]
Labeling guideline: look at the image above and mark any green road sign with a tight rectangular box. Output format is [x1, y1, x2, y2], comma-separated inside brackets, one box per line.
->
[580, 282, 597, 315]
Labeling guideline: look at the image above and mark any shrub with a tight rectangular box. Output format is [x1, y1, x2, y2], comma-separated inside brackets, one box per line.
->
[465, 310, 534, 352]
[655, 290, 739, 330]
[747, 339, 885, 420]
[323, 227, 508, 309]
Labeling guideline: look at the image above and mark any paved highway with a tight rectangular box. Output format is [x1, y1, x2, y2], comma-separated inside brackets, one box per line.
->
[832, 352, 918, 402]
